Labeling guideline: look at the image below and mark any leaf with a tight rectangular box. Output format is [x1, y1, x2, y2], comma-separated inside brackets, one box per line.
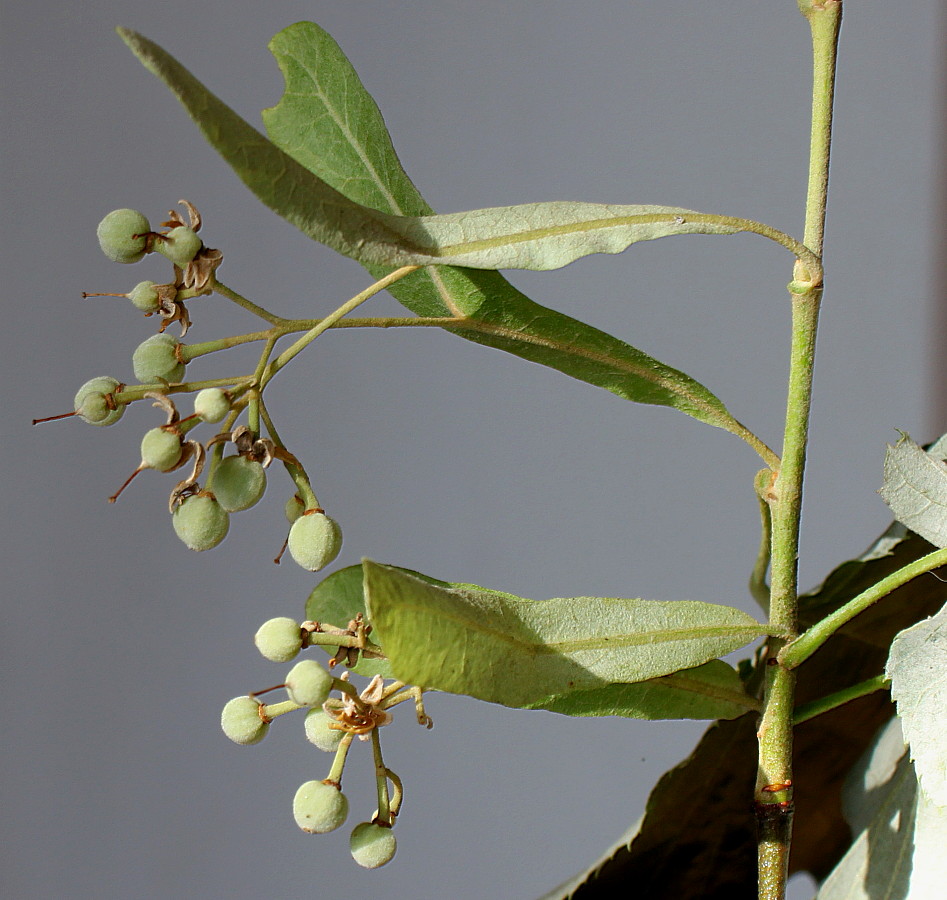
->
[886, 602, 947, 806]
[115, 24, 778, 442]
[362, 560, 767, 708]
[879, 433, 947, 548]
[120, 27, 753, 271]
[528, 660, 758, 721]
[544, 522, 947, 898]
[262, 22, 433, 220]
[303, 563, 448, 678]
[307, 563, 757, 720]
[814, 718, 947, 900]
[259, 24, 753, 434]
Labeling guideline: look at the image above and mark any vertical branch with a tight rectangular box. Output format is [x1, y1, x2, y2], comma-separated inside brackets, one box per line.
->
[757, 4, 842, 899]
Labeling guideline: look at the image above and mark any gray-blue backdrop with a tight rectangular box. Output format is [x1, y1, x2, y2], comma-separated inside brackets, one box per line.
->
[4, 2, 942, 898]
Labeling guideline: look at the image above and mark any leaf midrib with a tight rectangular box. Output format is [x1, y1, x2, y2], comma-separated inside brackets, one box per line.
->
[282, 49, 405, 215]
[381, 588, 762, 657]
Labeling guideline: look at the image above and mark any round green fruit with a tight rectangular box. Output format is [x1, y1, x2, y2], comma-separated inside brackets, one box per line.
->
[139, 427, 183, 472]
[349, 822, 397, 869]
[74, 375, 125, 426]
[303, 709, 344, 753]
[287, 511, 343, 572]
[132, 333, 186, 384]
[253, 617, 303, 663]
[171, 492, 229, 551]
[193, 388, 230, 424]
[284, 494, 305, 524]
[155, 226, 203, 267]
[96, 208, 151, 264]
[220, 696, 269, 745]
[293, 780, 348, 834]
[127, 281, 161, 314]
[285, 659, 333, 708]
[212, 456, 266, 513]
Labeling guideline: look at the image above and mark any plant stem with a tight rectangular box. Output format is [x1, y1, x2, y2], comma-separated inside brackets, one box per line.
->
[750, 469, 775, 611]
[371, 729, 392, 824]
[213, 279, 287, 326]
[792, 674, 889, 725]
[779, 545, 947, 669]
[757, 4, 841, 899]
[262, 265, 421, 386]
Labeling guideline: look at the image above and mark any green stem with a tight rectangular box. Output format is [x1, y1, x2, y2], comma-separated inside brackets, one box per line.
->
[257, 399, 319, 509]
[678, 214, 823, 287]
[213, 279, 287, 326]
[371, 729, 392, 824]
[780, 546, 947, 669]
[262, 265, 421, 387]
[326, 732, 354, 785]
[247, 336, 278, 435]
[259, 699, 301, 719]
[113, 377, 253, 403]
[303, 631, 386, 656]
[750, 469, 775, 612]
[757, 5, 840, 899]
[792, 675, 890, 725]
[181, 330, 273, 361]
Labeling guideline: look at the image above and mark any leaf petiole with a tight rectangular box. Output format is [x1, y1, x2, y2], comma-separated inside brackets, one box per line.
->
[792, 674, 890, 726]
[779, 545, 947, 669]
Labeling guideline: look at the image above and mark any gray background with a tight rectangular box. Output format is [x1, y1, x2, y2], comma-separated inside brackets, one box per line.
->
[3, 2, 943, 898]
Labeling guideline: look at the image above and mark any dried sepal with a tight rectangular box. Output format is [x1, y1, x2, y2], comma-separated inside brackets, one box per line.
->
[144, 391, 179, 426]
[161, 199, 201, 232]
[168, 441, 207, 511]
[325, 674, 393, 741]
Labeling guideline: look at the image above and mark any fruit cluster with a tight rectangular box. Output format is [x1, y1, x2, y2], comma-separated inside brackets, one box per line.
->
[44, 203, 435, 868]
[39, 203, 344, 571]
[220, 615, 432, 868]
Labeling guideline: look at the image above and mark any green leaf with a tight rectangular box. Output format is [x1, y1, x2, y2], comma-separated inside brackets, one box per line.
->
[362, 560, 767, 708]
[528, 660, 758, 721]
[262, 22, 433, 220]
[119, 27, 759, 272]
[879, 433, 947, 549]
[114, 25, 781, 447]
[814, 718, 947, 900]
[260, 23, 756, 435]
[886, 602, 947, 806]
[304, 563, 447, 678]
[307, 563, 757, 720]
[543, 522, 947, 899]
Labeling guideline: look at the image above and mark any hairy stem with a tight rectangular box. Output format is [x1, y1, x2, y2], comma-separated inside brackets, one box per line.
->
[792, 674, 889, 725]
[262, 265, 421, 386]
[757, 4, 841, 899]
[780, 545, 947, 669]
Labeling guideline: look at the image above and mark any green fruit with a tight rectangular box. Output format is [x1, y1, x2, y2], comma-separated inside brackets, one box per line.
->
[193, 388, 230, 424]
[132, 333, 186, 383]
[254, 617, 303, 663]
[303, 708, 344, 753]
[287, 512, 343, 572]
[127, 281, 161, 313]
[172, 492, 229, 551]
[212, 456, 266, 513]
[284, 494, 305, 524]
[96, 208, 151, 264]
[74, 376, 125, 426]
[285, 659, 333, 707]
[155, 226, 203, 267]
[349, 822, 397, 869]
[293, 780, 348, 834]
[220, 696, 269, 745]
[139, 427, 183, 472]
